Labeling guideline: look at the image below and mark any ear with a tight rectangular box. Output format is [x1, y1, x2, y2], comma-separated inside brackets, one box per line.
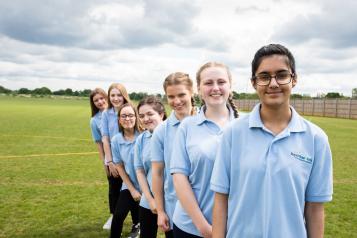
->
[251, 79, 257, 90]
[160, 112, 165, 120]
[292, 75, 297, 88]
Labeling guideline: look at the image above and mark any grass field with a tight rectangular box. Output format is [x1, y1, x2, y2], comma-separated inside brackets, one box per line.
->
[0, 96, 356, 238]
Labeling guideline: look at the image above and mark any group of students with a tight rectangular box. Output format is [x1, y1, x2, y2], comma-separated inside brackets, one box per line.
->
[89, 44, 333, 238]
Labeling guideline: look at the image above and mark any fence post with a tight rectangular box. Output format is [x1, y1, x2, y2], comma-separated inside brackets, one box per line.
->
[335, 98, 338, 118]
[323, 98, 326, 117]
[349, 99, 352, 119]
[312, 98, 315, 116]
[302, 99, 305, 115]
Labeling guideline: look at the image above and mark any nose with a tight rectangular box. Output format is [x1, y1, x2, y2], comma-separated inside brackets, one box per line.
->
[268, 76, 279, 88]
[212, 82, 220, 90]
[174, 97, 180, 105]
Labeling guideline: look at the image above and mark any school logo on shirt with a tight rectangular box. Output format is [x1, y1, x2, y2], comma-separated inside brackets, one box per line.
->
[290, 152, 312, 164]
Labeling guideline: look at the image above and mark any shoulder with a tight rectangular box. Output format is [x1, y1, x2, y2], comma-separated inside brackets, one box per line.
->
[179, 114, 200, 128]
[111, 133, 123, 144]
[300, 117, 329, 141]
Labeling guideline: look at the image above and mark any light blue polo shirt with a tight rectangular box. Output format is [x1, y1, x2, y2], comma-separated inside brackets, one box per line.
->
[170, 106, 235, 236]
[151, 111, 181, 229]
[90, 111, 103, 142]
[101, 107, 119, 141]
[211, 103, 333, 238]
[134, 130, 154, 209]
[111, 131, 140, 191]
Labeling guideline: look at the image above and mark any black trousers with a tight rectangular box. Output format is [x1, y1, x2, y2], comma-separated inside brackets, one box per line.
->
[165, 229, 174, 238]
[173, 224, 202, 238]
[139, 206, 158, 238]
[108, 175, 122, 214]
[110, 189, 140, 238]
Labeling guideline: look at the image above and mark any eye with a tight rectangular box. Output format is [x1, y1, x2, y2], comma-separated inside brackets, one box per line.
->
[257, 74, 271, 81]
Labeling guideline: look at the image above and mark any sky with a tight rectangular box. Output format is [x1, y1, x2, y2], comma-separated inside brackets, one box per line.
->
[0, 0, 356, 96]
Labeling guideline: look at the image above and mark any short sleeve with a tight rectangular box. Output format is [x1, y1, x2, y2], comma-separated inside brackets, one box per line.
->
[305, 133, 333, 202]
[151, 123, 165, 163]
[90, 117, 102, 142]
[210, 126, 232, 194]
[170, 123, 191, 176]
[111, 136, 123, 164]
[101, 110, 109, 137]
[134, 136, 144, 170]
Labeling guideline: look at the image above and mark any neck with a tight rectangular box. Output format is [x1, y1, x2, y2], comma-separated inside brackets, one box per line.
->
[205, 104, 230, 127]
[260, 103, 291, 135]
[175, 109, 191, 121]
[124, 128, 135, 137]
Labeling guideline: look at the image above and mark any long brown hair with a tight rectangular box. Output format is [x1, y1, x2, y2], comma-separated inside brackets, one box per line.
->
[107, 83, 131, 109]
[163, 72, 196, 115]
[196, 62, 239, 118]
[117, 103, 143, 136]
[89, 88, 107, 117]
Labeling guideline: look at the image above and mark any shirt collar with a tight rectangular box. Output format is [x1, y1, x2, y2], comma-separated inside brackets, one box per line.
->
[117, 130, 140, 144]
[168, 111, 180, 126]
[249, 103, 306, 132]
[196, 105, 235, 126]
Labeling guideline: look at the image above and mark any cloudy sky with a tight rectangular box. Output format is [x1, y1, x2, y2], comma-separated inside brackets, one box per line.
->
[0, 0, 356, 96]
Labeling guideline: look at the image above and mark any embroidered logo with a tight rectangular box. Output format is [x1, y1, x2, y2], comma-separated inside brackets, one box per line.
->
[290, 152, 312, 164]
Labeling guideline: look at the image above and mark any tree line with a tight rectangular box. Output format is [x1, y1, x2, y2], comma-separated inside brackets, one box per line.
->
[1, 85, 357, 100]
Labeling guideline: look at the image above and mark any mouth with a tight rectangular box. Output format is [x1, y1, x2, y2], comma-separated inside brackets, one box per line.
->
[210, 93, 222, 98]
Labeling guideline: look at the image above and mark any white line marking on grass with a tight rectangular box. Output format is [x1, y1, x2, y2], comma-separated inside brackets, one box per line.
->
[0, 152, 98, 159]
[0, 134, 91, 141]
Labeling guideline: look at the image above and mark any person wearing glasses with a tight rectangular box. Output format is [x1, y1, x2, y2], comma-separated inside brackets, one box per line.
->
[135, 96, 167, 238]
[170, 62, 239, 238]
[110, 103, 142, 238]
[211, 44, 333, 237]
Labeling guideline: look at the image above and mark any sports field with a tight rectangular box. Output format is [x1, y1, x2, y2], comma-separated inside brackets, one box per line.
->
[0, 96, 356, 238]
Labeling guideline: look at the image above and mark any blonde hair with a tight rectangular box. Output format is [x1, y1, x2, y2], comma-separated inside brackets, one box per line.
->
[163, 72, 196, 115]
[107, 83, 131, 108]
[196, 62, 239, 118]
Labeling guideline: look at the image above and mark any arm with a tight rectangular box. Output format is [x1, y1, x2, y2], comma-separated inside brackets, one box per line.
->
[305, 202, 325, 238]
[212, 192, 228, 238]
[136, 168, 157, 214]
[173, 173, 212, 238]
[95, 141, 109, 176]
[102, 135, 119, 177]
[116, 163, 141, 201]
[152, 161, 170, 231]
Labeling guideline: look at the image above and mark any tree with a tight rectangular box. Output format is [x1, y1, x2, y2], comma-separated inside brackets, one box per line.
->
[64, 88, 73, 95]
[18, 88, 31, 94]
[0, 85, 12, 94]
[32, 87, 52, 95]
[325, 92, 342, 98]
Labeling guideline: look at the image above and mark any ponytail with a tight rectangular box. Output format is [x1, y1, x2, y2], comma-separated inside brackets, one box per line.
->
[228, 93, 239, 118]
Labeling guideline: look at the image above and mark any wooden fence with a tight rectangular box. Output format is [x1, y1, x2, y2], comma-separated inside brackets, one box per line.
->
[235, 99, 357, 119]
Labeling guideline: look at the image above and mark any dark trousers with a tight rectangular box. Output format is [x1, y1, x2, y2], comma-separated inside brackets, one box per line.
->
[139, 206, 158, 238]
[108, 175, 122, 214]
[165, 230, 174, 238]
[173, 224, 202, 238]
[110, 189, 140, 238]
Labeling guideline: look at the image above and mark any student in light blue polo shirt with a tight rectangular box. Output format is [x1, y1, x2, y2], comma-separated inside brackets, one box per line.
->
[170, 62, 239, 238]
[110, 103, 143, 238]
[211, 44, 333, 238]
[89, 88, 111, 228]
[151, 72, 196, 238]
[135, 96, 167, 238]
[101, 83, 132, 229]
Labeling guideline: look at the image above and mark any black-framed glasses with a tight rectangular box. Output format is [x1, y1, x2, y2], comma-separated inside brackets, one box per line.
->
[253, 71, 294, 86]
[120, 114, 135, 119]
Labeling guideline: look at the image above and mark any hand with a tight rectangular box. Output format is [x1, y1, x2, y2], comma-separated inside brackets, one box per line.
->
[130, 189, 142, 202]
[149, 198, 157, 214]
[157, 211, 170, 232]
[199, 222, 212, 238]
[108, 162, 119, 177]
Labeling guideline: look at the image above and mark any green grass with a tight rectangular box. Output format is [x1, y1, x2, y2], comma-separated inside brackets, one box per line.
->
[0, 96, 356, 237]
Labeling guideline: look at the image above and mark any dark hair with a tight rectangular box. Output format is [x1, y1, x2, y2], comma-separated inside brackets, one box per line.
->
[117, 103, 143, 135]
[163, 72, 196, 115]
[196, 62, 239, 118]
[137, 95, 167, 120]
[89, 88, 107, 117]
[251, 44, 296, 79]
[107, 83, 131, 109]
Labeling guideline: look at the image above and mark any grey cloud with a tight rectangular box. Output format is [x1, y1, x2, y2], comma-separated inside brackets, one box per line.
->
[0, 0, 227, 51]
[235, 6, 268, 14]
[271, 0, 357, 49]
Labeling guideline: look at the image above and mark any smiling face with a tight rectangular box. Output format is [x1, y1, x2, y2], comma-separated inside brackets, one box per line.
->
[166, 84, 192, 118]
[119, 105, 136, 131]
[109, 88, 124, 109]
[252, 54, 297, 109]
[198, 66, 231, 107]
[92, 93, 107, 111]
[138, 104, 163, 132]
